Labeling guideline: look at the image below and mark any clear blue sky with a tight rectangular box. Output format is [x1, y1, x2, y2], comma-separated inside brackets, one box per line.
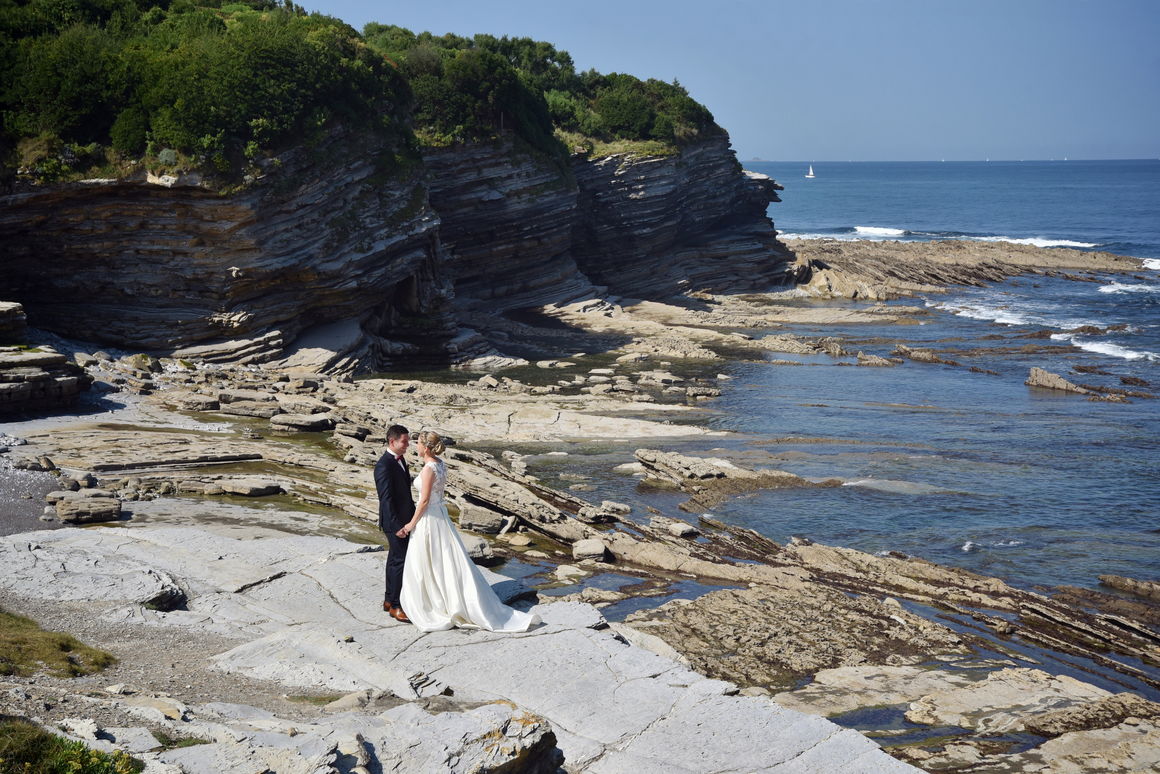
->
[307, 0, 1159, 161]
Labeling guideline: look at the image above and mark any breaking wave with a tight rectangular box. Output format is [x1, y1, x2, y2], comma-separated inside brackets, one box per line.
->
[972, 236, 1098, 248]
[1098, 281, 1160, 295]
[854, 226, 907, 237]
[926, 299, 1099, 330]
[1050, 333, 1159, 361]
[779, 227, 1099, 250]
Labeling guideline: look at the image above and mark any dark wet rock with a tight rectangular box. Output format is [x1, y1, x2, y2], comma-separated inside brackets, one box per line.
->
[893, 343, 961, 366]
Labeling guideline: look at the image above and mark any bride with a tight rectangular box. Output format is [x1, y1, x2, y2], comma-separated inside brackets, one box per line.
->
[397, 431, 541, 633]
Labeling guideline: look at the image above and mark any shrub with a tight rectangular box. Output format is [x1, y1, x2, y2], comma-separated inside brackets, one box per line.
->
[0, 717, 143, 774]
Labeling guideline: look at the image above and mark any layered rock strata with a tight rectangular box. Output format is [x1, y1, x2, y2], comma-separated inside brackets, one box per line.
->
[0, 128, 456, 370]
[0, 343, 90, 414]
[0, 301, 28, 343]
[572, 135, 794, 297]
[423, 141, 597, 308]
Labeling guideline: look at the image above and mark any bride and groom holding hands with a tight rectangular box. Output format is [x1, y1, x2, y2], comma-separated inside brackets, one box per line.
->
[374, 425, 540, 633]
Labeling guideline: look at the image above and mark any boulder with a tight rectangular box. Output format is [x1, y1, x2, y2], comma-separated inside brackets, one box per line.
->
[668, 522, 700, 538]
[572, 538, 609, 562]
[270, 413, 336, 432]
[454, 500, 507, 534]
[459, 534, 498, 566]
[0, 301, 28, 344]
[56, 495, 122, 523]
[219, 479, 283, 497]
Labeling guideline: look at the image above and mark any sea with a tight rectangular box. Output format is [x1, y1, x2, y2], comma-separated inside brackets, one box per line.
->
[696, 159, 1160, 591]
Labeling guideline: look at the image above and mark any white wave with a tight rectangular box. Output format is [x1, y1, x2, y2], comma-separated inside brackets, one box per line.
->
[842, 478, 954, 495]
[779, 232, 848, 241]
[972, 236, 1098, 249]
[930, 296, 1102, 330]
[960, 541, 979, 553]
[1098, 281, 1160, 294]
[1051, 333, 1159, 361]
[1143, 258, 1160, 270]
[994, 539, 1025, 548]
[855, 226, 907, 237]
[929, 300, 1033, 326]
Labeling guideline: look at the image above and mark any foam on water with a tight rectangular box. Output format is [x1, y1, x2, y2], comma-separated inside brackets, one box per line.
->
[841, 478, 956, 495]
[1144, 258, 1160, 270]
[854, 226, 907, 237]
[1098, 281, 1160, 294]
[1050, 333, 1159, 361]
[926, 298, 1099, 330]
[972, 236, 1099, 249]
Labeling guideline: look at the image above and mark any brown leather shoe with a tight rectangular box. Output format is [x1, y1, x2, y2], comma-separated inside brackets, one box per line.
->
[391, 607, 411, 623]
[383, 601, 394, 613]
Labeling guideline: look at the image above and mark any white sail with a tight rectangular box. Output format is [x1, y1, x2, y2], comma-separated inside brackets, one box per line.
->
[805, 165, 815, 178]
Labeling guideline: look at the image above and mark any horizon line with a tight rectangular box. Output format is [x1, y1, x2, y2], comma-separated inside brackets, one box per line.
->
[743, 157, 1158, 163]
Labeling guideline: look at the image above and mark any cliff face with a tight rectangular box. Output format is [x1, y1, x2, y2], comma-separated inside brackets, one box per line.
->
[0, 129, 456, 370]
[1, 129, 789, 372]
[422, 141, 596, 309]
[572, 135, 792, 297]
[428, 135, 791, 308]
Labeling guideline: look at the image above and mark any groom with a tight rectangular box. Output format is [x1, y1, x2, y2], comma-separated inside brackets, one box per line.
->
[375, 424, 414, 623]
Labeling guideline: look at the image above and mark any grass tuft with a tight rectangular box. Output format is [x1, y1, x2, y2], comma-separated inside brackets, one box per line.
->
[0, 607, 117, 678]
[0, 716, 143, 773]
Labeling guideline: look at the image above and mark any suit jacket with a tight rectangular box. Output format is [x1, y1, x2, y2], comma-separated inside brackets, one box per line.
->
[374, 452, 415, 533]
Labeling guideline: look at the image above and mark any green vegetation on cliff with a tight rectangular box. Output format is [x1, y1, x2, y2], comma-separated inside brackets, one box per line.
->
[1, 0, 409, 180]
[363, 26, 720, 156]
[0, 1, 721, 181]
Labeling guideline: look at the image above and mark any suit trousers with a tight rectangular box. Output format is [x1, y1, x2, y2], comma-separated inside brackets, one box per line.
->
[385, 528, 408, 606]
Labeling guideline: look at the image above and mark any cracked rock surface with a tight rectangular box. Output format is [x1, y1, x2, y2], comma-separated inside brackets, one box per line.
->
[0, 524, 914, 772]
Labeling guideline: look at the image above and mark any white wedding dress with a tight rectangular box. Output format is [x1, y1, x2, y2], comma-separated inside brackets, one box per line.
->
[400, 459, 541, 633]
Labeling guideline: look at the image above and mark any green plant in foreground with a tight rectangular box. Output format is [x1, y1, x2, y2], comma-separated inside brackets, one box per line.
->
[0, 718, 143, 774]
[0, 607, 116, 678]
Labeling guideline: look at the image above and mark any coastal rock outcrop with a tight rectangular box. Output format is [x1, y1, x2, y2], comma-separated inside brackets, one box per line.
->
[1026, 366, 1091, 394]
[572, 136, 795, 297]
[424, 140, 597, 308]
[634, 448, 837, 509]
[0, 317, 91, 414]
[1, 128, 457, 371]
[0, 526, 915, 772]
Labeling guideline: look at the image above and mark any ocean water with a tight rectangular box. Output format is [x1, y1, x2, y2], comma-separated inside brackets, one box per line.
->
[703, 160, 1160, 590]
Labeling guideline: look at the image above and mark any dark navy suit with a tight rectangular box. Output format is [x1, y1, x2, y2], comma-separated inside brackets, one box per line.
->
[374, 451, 415, 607]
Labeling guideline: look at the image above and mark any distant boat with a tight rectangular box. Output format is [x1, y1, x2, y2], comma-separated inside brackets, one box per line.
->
[805, 165, 816, 179]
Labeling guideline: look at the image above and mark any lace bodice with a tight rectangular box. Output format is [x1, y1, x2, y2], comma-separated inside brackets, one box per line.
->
[415, 459, 447, 505]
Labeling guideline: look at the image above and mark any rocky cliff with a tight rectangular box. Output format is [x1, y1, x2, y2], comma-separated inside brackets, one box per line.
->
[0, 128, 457, 371]
[1, 129, 791, 372]
[572, 135, 793, 297]
[423, 141, 596, 309]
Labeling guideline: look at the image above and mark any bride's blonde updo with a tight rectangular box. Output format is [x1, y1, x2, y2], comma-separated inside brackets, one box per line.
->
[416, 430, 446, 456]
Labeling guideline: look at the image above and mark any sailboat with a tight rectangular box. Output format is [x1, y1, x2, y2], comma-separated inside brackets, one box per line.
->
[805, 165, 815, 179]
